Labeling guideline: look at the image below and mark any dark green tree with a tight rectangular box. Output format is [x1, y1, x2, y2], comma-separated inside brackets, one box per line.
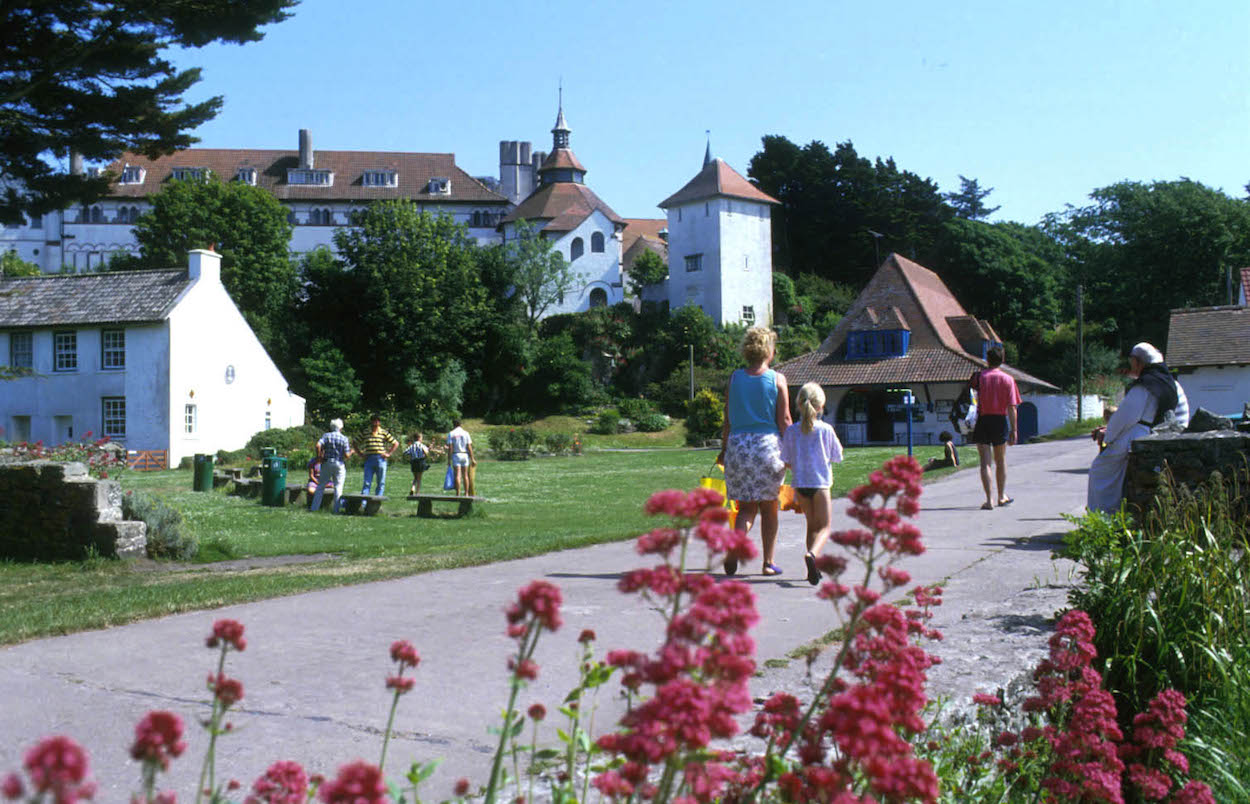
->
[626, 249, 668, 299]
[1043, 179, 1250, 350]
[299, 339, 362, 421]
[945, 175, 1001, 220]
[119, 176, 297, 351]
[306, 201, 491, 408]
[0, 250, 40, 276]
[0, 0, 295, 223]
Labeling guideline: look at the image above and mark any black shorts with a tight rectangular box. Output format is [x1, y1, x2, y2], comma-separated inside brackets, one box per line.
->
[972, 414, 1009, 446]
[795, 486, 828, 499]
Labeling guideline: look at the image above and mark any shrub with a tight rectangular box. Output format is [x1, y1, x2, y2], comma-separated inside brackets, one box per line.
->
[244, 424, 322, 458]
[487, 427, 538, 459]
[543, 432, 573, 455]
[645, 361, 728, 416]
[483, 409, 533, 426]
[591, 409, 620, 435]
[633, 412, 670, 432]
[616, 397, 656, 421]
[123, 491, 196, 560]
[685, 388, 723, 443]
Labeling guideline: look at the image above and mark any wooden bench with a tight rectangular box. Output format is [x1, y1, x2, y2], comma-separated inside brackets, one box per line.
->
[219, 467, 245, 481]
[337, 493, 385, 516]
[230, 478, 263, 498]
[211, 471, 233, 489]
[286, 483, 306, 505]
[407, 494, 483, 518]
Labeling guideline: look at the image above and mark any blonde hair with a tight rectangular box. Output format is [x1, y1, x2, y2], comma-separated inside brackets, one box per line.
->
[741, 326, 777, 365]
[796, 382, 826, 434]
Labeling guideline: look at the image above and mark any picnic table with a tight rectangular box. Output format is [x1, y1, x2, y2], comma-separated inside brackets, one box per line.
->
[407, 494, 483, 518]
[336, 493, 385, 516]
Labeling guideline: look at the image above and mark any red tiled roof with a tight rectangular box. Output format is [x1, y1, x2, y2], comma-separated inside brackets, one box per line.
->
[538, 148, 586, 173]
[658, 159, 779, 208]
[1166, 305, 1250, 367]
[1241, 267, 1250, 304]
[500, 182, 625, 232]
[779, 253, 1059, 391]
[103, 148, 507, 204]
[622, 218, 666, 254]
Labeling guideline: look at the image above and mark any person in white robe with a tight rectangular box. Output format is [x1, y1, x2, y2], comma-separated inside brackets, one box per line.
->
[1087, 343, 1188, 513]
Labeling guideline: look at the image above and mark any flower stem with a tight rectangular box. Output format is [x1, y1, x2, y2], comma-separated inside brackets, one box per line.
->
[195, 647, 228, 804]
[485, 620, 540, 804]
[378, 685, 403, 773]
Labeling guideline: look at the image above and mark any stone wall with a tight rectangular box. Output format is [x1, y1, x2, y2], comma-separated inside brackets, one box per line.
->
[0, 461, 146, 560]
[1124, 431, 1250, 516]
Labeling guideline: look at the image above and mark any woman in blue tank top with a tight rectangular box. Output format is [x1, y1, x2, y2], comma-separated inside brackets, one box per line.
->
[716, 326, 791, 576]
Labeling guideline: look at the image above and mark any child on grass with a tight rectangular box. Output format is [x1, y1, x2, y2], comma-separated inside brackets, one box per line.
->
[781, 382, 844, 585]
[403, 433, 429, 495]
[923, 431, 960, 472]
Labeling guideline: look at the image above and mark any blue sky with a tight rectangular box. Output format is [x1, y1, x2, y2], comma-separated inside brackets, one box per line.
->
[169, 0, 1249, 225]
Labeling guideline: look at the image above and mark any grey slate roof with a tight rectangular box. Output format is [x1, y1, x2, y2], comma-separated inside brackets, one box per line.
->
[0, 270, 192, 328]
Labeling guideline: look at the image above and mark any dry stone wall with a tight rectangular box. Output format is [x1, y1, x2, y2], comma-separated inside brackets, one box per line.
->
[1124, 431, 1250, 515]
[0, 460, 146, 560]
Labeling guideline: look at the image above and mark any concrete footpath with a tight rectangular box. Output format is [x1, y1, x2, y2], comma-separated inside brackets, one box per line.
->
[0, 438, 1096, 799]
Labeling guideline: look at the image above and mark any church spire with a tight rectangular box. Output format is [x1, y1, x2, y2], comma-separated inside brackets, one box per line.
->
[704, 130, 712, 168]
[552, 83, 570, 150]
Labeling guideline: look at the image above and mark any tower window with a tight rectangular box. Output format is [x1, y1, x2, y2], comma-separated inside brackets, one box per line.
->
[684, 254, 703, 272]
[570, 237, 584, 261]
[591, 232, 605, 252]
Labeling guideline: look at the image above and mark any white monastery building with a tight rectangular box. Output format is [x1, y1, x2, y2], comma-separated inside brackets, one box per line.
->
[0, 249, 304, 466]
[656, 145, 779, 326]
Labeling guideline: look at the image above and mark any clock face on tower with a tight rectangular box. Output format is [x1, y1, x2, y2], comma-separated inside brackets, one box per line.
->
[225, 365, 236, 384]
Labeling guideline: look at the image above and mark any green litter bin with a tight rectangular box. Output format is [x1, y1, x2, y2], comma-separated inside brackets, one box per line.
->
[193, 453, 214, 492]
[261, 455, 287, 507]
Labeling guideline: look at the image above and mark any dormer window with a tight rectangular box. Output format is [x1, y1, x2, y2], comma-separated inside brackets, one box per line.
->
[287, 168, 333, 186]
[170, 167, 206, 181]
[119, 165, 146, 185]
[362, 170, 397, 187]
[428, 177, 450, 195]
[846, 329, 910, 360]
[235, 167, 258, 185]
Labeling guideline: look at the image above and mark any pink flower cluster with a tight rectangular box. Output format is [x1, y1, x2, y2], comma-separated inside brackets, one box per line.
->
[317, 761, 388, 804]
[981, 610, 1214, 804]
[244, 760, 309, 804]
[205, 619, 246, 652]
[386, 640, 420, 693]
[3, 736, 97, 804]
[130, 711, 186, 771]
[506, 580, 564, 636]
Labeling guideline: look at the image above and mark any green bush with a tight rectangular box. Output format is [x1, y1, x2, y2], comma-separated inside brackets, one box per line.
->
[244, 424, 322, 458]
[123, 490, 196, 560]
[592, 409, 621, 435]
[487, 427, 538, 459]
[617, 397, 657, 421]
[484, 409, 534, 426]
[645, 362, 728, 416]
[685, 389, 724, 444]
[634, 412, 670, 433]
[543, 432, 574, 455]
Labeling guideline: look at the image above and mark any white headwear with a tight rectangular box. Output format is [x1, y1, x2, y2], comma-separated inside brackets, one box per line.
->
[330, 418, 344, 431]
[1130, 342, 1164, 365]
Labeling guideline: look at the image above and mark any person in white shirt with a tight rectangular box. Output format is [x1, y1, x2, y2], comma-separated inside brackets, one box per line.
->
[446, 420, 475, 497]
[1087, 343, 1188, 513]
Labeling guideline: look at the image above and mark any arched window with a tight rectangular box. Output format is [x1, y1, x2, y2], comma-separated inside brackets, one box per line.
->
[116, 207, 129, 224]
[591, 232, 605, 252]
[90, 206, 103, 223]
[471, 211, 482, 227]
[570, 237, 584, 261]
[130, 206, 140, 222]
[589, 288, 608, 308]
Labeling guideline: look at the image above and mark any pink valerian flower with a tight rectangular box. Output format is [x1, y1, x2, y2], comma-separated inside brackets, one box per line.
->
[22, 736, 96, 803]
[207, 673, 244, 708]
[452, 778, 471, 797]
[527, 703, 546, 721]
[385, 676, 415, 693]
[389, 640, 420, 669]
[317, 761, 388, 804]
[973, 693, 1002, 707]
[1169, 781, 1216, 804]
[509, 658, 539, 680]
[1, 773, 23, 800]
[130, 710, 186, 770]
[578, 629, 596, 643]
[505, 581, 563, 633]
[244, 760, 308, 804]
[205, 619, 246, 652]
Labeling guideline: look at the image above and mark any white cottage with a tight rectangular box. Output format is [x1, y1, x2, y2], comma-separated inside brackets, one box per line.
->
[1167, 304, 1250, 417]
[498, 103, 627, 315]
[657, 147, 779, 326]
[0, 249, 304, 466]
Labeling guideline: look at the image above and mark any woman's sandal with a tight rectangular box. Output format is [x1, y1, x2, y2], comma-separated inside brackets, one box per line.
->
[805, 552, 820, 586]
[762, 563, 783, 576]
[980, 502, 994, 510]
[723, 556, 738, 576]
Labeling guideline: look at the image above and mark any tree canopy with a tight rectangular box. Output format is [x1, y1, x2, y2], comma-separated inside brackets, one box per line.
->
[626, 249, 668, 299]
[0, 0, 295, 224]
[115, 176, 297, 351]
[945, 175, 1001, 220]
[505, 219, 580, 330]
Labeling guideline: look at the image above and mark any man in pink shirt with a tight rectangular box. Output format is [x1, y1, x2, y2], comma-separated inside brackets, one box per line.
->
[971, 346, 1021, 510]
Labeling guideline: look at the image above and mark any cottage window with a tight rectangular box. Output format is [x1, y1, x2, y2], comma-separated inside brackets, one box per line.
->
[846, 329, 909, 360]
[684, 254, 703, 273]
[11, 415, 31, 442]
[742, 305, 755, 324]
[101, 329, 125, 369]
[570, 237, 584, 261]
[54, 331, 77, 372]
[185, 404, 197, 435]
[591, 232, 605, 252]
[119, 165, 145, 184]
[102, 397, 126, 438]
[9, 332, 32, 369]
[362, 170, 397, 187]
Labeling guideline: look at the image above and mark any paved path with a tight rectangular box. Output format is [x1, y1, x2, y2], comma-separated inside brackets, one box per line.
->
[0, 438, 1096, 800]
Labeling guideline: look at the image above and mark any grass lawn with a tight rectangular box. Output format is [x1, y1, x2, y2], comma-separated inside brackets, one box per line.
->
[0, 443, 973, 645]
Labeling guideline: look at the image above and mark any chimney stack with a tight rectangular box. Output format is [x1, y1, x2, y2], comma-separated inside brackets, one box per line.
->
[70, 151, 84, 176]
[298, 129, 314, 169]
[187, 248, 222, 285]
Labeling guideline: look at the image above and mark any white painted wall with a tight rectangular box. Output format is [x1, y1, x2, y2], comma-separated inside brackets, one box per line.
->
[1023, 393, 1104, 435]
[166, 250, 304, 463]
[665, 199, 721, 318]
[664, 197, 773, 326]
[503, 210, 623, 317]
[1176, 367, 1250, 416]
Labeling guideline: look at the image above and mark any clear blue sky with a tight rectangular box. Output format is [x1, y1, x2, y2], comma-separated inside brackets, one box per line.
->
[169, 0, 1249, 225]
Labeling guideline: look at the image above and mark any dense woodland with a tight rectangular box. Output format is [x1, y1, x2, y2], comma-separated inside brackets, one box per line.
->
[102, 136, 1250, 430]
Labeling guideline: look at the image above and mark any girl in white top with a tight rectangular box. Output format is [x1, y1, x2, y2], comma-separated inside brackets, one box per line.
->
[781, 383, 844, 585]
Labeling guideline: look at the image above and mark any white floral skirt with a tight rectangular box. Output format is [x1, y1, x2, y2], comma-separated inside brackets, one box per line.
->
[724, 432, 785, 502]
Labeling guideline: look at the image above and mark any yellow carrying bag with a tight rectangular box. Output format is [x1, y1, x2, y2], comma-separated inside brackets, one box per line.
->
[698, 463, 738, 514]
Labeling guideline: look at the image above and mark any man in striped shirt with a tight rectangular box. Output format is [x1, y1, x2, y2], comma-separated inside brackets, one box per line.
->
[311, 418, 353, 513]
[359, 414, 399, 496]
